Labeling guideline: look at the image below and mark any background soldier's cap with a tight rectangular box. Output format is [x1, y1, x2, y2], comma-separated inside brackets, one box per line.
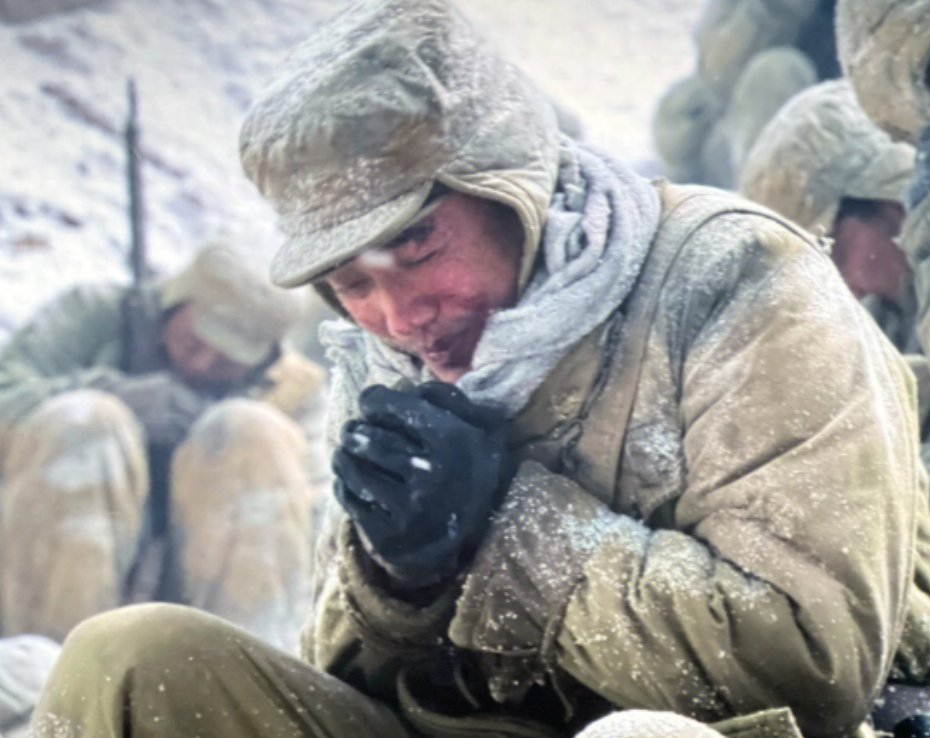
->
[740, 79, 915, 232]
[161, 242, 305, 365]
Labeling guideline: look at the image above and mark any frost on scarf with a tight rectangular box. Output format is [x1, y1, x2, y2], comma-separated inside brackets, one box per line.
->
[320, 139, 662, 435]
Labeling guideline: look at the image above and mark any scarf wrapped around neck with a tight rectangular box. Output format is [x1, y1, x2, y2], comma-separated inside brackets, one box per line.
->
[320, 140, 662, 442]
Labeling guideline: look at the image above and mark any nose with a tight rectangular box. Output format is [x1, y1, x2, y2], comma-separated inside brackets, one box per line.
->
[380, 288, 438, 338]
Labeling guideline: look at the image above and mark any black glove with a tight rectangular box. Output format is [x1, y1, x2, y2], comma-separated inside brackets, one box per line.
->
[333, 382, 512, 588]
[109, 371, 210, 446]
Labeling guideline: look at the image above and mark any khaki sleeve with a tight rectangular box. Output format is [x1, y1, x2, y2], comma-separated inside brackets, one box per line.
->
[300, 393, 457, 701]
[303, 508, 458, 703]
[450, 224, 924, 738]
[0, 286, 128, 427]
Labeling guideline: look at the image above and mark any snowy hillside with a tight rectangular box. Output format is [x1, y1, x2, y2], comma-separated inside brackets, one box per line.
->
[0, 0, 701, 340]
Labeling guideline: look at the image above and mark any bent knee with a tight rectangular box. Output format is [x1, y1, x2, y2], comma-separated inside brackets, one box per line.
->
[25, 390, 138, 434]
[185, 398, 304, 455]
[63, 603, 230, 669]
[5, 390, 146, 486]
[10, 390, 142, 460]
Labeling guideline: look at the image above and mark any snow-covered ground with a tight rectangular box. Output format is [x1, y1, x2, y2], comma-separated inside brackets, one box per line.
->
[0, 0, 702, 342]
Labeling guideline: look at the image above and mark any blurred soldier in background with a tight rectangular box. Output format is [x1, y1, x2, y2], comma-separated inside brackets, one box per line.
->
[740, 79, 919, 352]
[652, 0, 837, 188]
[837, 0, 930, 359]
[837, 0, 930, 728]
[0, 241, 328, 651]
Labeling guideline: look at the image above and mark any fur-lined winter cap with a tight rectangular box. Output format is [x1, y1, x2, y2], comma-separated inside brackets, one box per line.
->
[837, 0, 930, 143]
[740, 80, 915, 232]
[161, 243, 305, 365]
[240, 0, 561, 289]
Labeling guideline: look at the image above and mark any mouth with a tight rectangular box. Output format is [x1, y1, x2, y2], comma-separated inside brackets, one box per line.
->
[418, 327, 472, 369]
[421, 337, 457, 365]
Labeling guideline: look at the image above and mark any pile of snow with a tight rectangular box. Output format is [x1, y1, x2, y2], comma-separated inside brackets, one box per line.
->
[0, 0, 700, 342]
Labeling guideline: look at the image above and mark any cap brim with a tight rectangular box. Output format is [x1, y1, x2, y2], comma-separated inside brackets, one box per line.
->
[192, 310, 272, 366]
[271, 182, 434, 288]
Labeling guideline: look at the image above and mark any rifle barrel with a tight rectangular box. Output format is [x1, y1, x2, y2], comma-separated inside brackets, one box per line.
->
[125, 78, 146, 287]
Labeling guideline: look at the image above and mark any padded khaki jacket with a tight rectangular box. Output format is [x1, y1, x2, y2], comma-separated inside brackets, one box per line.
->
[306, 182, 929, 738]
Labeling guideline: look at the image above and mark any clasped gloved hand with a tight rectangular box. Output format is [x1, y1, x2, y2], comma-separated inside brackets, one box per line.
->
[333, 382, 513, 589]
[109, 371, 210, 446]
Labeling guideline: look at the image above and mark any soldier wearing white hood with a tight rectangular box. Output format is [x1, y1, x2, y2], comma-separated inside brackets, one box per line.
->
[740, 79, 919, 352]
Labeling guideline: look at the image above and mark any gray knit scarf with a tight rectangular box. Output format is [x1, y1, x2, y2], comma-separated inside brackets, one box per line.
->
[320, 140, 662, 440]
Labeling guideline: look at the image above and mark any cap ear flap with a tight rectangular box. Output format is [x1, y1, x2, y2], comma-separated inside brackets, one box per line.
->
[313, 280, 351, 320]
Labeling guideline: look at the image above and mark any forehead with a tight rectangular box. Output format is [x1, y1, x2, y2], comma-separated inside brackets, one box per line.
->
[330, 192, 491, 274]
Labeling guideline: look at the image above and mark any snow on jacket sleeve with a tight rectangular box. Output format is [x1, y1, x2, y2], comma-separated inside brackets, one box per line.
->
[448, 215, 924, 738]
[0, 285, 132, 428]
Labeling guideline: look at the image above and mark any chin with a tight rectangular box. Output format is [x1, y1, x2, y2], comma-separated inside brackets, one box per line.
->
[429, 364, 469, 383]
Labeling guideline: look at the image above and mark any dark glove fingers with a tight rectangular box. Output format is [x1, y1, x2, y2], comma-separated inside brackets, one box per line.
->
[415, 381, 507, 431]
[341, 422, 428, 480]
[358, 385, 447, 440]
[340, 418, 421, 457]
[332, 447, 407, 516]
[414, 381, 470, 412]
[333, 478, 395, 532]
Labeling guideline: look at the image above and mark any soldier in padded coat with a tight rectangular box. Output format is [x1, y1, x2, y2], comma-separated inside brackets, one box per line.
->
[30, 2, 930, 738]
[0, 242, 327, 651]
[740, 79, 918, 353]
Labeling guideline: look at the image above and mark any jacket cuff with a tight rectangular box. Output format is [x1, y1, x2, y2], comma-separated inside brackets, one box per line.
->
[449, 461, 619, 663]
[337, 518, 457, 651]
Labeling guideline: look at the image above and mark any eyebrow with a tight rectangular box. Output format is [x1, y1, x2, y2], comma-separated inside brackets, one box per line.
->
[380, 217, 436, 252]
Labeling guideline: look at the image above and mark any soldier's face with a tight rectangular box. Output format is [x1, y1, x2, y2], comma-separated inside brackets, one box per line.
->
[324, 192, 523, 382]
[831, 200, 910, 302]
[162, 303, 254, 388]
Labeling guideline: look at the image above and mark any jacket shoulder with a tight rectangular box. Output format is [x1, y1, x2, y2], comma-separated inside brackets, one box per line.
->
[644, 181, 846, 353]
[650, 180, 836, 294]
[654, 181, 824, 259]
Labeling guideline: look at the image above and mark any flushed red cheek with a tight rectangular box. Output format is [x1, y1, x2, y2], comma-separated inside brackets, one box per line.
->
[345, 303, 388, 338]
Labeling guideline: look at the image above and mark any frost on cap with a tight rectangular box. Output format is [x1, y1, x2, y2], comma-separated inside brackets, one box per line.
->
[240, 0, 561, 289]
[161, 241, 305, 366]
[694, 0, 817, 98]
[740, 79, 915, 232]
[837, 0, 930, 144]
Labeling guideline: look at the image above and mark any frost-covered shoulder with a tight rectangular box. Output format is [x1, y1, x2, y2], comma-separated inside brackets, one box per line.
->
[4, 283, 127, 353]
[664, 202, 835, 304]
[656, 204, 844, 351]
[677, 204, 823, 275]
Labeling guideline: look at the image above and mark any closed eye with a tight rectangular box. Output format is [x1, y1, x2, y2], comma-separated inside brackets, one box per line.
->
[404, 247, 441, 267]
[331, 277, 371, 297]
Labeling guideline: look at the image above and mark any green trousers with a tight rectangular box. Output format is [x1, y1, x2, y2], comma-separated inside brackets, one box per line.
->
[32, 603, 412, 738]
[31, 603, 827, 738]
